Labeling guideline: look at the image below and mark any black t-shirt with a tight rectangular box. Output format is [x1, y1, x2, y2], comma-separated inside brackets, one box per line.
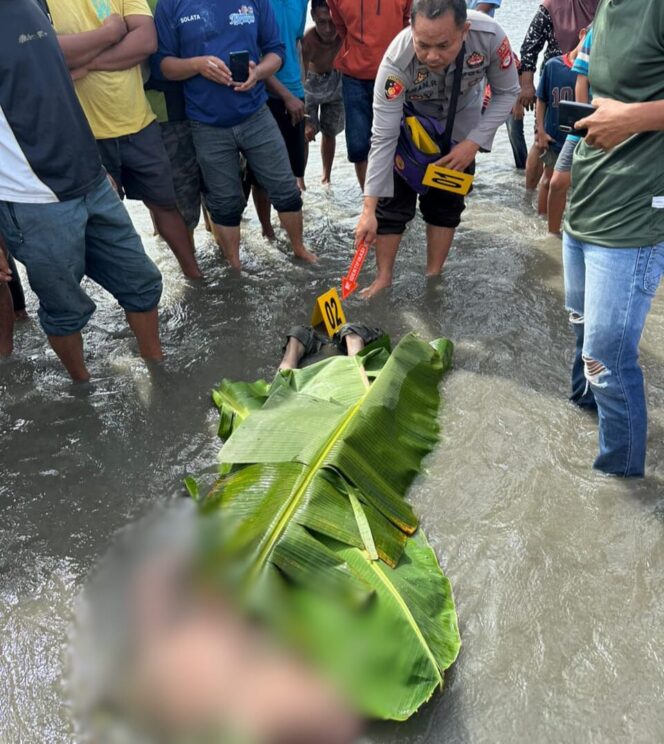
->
[0, 0, 104, 203]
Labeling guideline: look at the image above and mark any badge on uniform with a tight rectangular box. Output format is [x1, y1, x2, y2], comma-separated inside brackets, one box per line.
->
[467, 52, 485, 68]
[496, 37, 513, 69]
[384, 76, 405, 100]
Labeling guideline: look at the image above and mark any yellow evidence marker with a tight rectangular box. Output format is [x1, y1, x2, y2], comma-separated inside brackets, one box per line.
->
[311, 287, 347, 337]
[422, 164, 474, 195]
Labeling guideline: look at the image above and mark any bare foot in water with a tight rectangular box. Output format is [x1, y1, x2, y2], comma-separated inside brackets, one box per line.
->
[263, 226, 276, 241]
[360, 278, 391, 299]
[321, 175, 331, 186]
[293, 247, 318, 264]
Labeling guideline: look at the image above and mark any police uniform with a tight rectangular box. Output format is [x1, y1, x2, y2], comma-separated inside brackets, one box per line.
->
[364, 10, 520, 234]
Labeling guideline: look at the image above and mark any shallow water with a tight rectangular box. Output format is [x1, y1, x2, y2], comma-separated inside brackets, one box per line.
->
[2, 2, 664, 741]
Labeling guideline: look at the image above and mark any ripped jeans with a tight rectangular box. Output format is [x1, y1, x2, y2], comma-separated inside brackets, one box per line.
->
[563, 234, 664, 477]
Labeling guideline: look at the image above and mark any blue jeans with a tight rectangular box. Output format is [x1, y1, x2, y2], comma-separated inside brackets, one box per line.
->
[563, 233, 664, 477]
[0, 179, 162, 336]
[341, 75, 374, 163]
[190, 106, 302, 227]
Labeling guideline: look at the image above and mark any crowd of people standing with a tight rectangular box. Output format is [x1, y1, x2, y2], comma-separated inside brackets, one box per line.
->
[1, 0, 664, 478]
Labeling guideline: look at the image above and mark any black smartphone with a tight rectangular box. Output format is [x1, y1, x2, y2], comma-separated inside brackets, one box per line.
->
[558, 100, 596, 137]
[229, 50, 250, 83]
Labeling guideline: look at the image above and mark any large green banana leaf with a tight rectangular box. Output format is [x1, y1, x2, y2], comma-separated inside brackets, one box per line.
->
[198, 333, 460, 720]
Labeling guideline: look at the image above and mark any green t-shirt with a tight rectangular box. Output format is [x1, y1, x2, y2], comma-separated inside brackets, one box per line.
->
[565, 0, 664, 248]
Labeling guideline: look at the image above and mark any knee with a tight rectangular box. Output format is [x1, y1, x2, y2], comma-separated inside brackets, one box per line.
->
[582, 353, 612, 389]
[205, 194, 246, 227]
[549, 172, 569, 195]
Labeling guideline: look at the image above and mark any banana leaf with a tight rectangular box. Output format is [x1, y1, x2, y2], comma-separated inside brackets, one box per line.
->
[200, 333, 460, 720]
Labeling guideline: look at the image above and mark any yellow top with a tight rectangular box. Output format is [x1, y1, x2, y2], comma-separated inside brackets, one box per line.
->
[49, 0, 155, 140]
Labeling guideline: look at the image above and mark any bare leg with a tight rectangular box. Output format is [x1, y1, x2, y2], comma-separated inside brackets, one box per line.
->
[525, 144, 544, 190]
[425, 225, 455, 277]
[537, 166, 553, 216]
[321, 135, 336, 184]
[211, 223, 242, 270]
[0, 283, 14, 356]
[251, 185, 276, 240]
[277, 211, 317, 263]
[297, 177, 306, 192]
[344, 333, 364, 357]
[278, 337, 306, 371]
[125, 308, 163, 361]
[360, 234, 401, 298]
[47, 332, 90, 382]
[202, 205, 213, 233]
[149, 209, 159, 237]
[354, 161, 367, 191]
[547, 169, 570, 235]
[148, 204, 203, 279]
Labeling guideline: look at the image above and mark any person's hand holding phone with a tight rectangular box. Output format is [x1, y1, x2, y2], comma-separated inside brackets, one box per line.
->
[232, 61, 260, 92]
[197, 56, 232, 86]
[576, 98, 638, 150]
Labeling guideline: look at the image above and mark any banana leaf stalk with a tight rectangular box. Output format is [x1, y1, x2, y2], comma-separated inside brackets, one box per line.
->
[196, 334, 460, 721]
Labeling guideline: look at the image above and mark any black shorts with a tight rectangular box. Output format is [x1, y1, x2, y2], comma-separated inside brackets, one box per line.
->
[96, 120, 178, 208]
[266, 96, 306, 179]
[376, 161, 476, 235]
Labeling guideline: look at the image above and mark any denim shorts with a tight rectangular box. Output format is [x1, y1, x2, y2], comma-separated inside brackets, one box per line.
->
[0, 179, 162, 336]
[341, 75, 374, 163]
[553, 136, 579, 173]
[191, 105, 302, 227]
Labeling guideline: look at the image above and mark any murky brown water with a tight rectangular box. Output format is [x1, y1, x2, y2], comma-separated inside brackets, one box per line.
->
[2, 3, 664, 741]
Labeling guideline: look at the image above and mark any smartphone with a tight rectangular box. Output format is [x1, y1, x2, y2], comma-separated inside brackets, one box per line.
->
[229, 51, 250, 83]
[558, 100, 596, 137]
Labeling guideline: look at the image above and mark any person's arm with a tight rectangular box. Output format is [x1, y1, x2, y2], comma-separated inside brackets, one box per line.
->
[534, 98, 553, 149]
[326, 0, 347, 40]
[577, 98, 664, 150]
[356, 59, 410, 246]
[87, 14, 157, 72]
[57, 13, 127, 69]
[519, 5, 553, 109]
[443, 31, 519, 170]
[265, 76, 305, 124]
[161, 55, 233, 85]
[575, 75, 589, 104]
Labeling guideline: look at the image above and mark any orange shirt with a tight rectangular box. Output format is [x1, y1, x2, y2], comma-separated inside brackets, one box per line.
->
[327, 0, 411, 80]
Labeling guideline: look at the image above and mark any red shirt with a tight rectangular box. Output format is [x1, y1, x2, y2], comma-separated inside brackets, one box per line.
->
[327, 0, 412, 80]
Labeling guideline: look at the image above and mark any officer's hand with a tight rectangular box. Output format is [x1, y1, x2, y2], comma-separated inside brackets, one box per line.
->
[355, 210, 378, 248]
[577, 98, 637, 150]
[436, 140, 480, 173]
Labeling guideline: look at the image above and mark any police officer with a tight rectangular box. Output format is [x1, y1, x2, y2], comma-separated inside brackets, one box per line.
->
[355, 0, 519, 297]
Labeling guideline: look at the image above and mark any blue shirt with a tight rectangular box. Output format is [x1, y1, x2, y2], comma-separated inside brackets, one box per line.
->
[154, 0, 285, 127]
[466, 0, 502, 18]
[270, 0, 307, 99]
[536, 54, 577, 152]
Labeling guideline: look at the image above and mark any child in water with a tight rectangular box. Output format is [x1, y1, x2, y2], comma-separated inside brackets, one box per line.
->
[301, 0, 344, 185]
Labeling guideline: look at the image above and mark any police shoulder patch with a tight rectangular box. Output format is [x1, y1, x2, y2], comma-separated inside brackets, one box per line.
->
[384, 75, 405, 100]
[496, 36, 513, 69]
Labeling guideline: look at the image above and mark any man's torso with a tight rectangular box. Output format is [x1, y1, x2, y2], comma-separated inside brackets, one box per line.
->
[49, 0, 155, 140]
